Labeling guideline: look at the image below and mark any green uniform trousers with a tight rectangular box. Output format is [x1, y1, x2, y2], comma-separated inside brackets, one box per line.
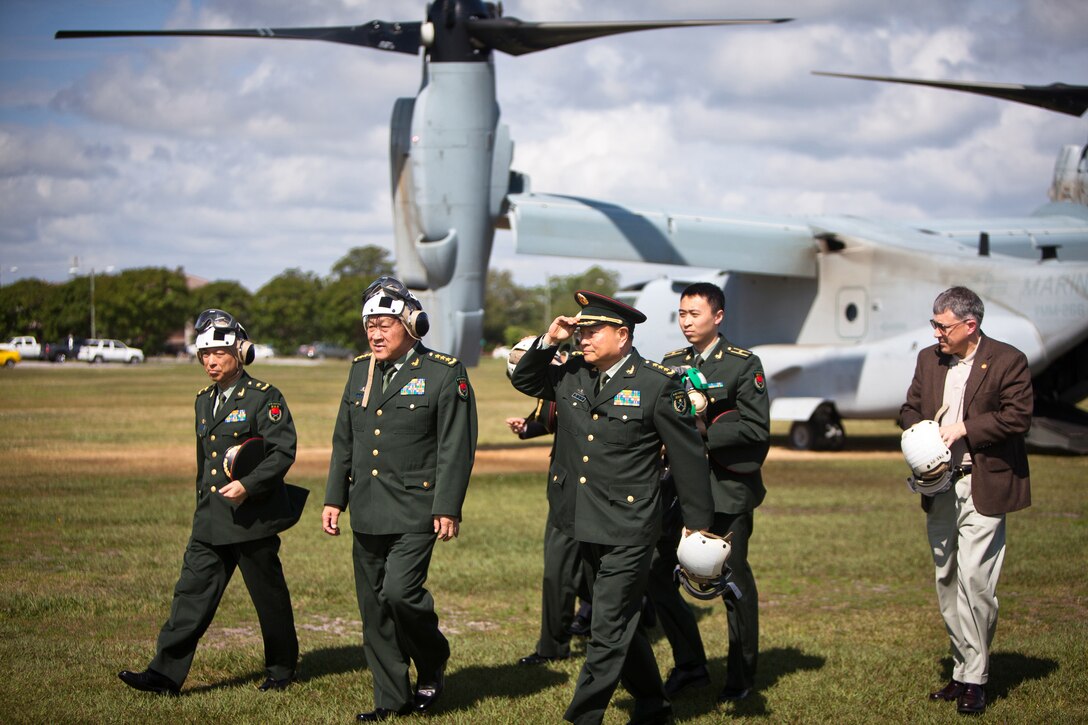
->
[564, 542, 668, 725]
[151, 534, 298, 685]
[647, 511, 759, 690]
[536, 518, 585, 658]
[353, 531, 450, 712]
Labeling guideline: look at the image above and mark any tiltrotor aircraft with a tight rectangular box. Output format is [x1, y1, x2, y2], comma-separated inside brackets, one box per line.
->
[58, 3, 1088, 451]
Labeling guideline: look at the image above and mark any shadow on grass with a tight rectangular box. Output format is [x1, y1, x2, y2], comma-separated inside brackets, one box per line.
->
[440, 662, 569, 712]
[939, 651, 1058, 702]
[182, 644, 367, 695]
[614, 645, 826, 720]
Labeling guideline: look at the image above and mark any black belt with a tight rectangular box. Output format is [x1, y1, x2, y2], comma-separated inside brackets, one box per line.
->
[951, 465, 972, 481]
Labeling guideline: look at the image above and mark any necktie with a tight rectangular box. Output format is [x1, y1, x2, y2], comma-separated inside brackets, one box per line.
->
[214, 391, 228, 415]
[596, 373, 609, 395]
[382, 364, 397, 393]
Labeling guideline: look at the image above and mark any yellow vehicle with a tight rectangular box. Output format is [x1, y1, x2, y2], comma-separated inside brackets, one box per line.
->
[0, 347, 21, 368]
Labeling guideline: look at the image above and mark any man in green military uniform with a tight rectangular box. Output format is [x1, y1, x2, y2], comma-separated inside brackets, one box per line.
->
[511, 290, 714, 725]
[323, 277, 477, 722]
[650, 282, 770, 704]
[119, 309, 306, 695]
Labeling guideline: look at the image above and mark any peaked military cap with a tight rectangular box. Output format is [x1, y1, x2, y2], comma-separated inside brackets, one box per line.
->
[573, 290, 647, 328]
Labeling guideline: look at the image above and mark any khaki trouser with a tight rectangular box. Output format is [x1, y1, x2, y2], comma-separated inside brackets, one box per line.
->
[926, 474, 1006, 685]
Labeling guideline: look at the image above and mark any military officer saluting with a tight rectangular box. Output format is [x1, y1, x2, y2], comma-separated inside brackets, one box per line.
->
[511, 290, 714, 725]
[323, 277, 477, 722]
[119, 309, 305, 695]
[650, 282, 770, 704]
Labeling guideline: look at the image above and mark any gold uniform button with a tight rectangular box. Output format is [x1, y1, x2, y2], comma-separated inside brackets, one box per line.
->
[582, 455, 589, 463]
[553, 475, 558, 482]
[409, 404, 416, 410]
[210, 486, 217, 493]
[622, 414, 628, 420]
[374, 429, 381, 436]
[233, 432, 239, 437]
[376, 409, 383, 416]
[579, 476, 587, 484]
[210, 435, 216, 441]
[211, 451, 218, 458]
[592, 413, 599, 420]
[372, 449, 379, 456]
[587, 434, 594, 442]
[423, 481, 430, 489]
[211, 469, 218, 476]
[626, 495, 635, 503]
[371, 469, 379, 476]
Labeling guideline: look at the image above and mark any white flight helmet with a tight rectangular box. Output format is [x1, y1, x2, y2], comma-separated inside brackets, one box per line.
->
[675, 531, 739, 601]
[361, 276, 429, 339]
[194, 308, 254, 365]
[506, 336, 537, 379]
[901, 419, 953, 495]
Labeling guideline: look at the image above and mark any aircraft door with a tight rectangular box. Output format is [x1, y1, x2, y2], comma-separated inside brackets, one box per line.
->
[836, 287, 867, 339]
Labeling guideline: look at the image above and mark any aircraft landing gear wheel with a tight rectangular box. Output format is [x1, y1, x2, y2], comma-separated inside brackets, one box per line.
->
[788, 421, 814, 450]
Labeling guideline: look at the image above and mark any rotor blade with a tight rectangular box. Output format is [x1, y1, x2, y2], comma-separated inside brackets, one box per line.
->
[56, 22, 422, 55]
[813, 71, 1088, 118]
[467, 17, 791, 57]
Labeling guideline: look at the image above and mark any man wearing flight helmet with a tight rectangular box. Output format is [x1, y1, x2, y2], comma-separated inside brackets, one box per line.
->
[119, 309, 305, 696]
[323, 277, 477, 722]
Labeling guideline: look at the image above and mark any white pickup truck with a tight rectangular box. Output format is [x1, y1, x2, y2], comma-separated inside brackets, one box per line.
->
[78, 338, 145, 364]
[7, 336, 42, 359]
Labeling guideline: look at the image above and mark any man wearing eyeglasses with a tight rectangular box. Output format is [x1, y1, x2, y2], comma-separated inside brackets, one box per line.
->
[323, 277, 477, 722]
[119, 309, 306, 696]
[900, 286, 1032, 716]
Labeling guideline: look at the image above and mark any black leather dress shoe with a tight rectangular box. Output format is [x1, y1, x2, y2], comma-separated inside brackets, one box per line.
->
[663, 664, 710, 698]
[257, 676, 291, 691]
[356, 707, 410, 722]
[414, 665, 446, 712]
[567, 614, 591, 637]
[717, 685, 751, 702]
[518, 652, 570, 665]
[118, 669, 180, 696]
[957, 683, 986, 715]
[929, 679, 965, 701]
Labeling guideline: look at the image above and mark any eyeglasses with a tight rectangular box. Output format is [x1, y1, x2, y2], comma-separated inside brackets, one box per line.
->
[195, 309, 236, 333]
[365, 318, 401, 333]
[929, 319, 967, 334]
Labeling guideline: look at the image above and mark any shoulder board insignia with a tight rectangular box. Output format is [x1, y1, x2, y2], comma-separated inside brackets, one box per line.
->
[571, 350, 584, 357]
[246, 378, 269, 390]
[196, 384, 214, 396]
[643, 360, 678, 378]
[663, 348, 688, 359]
[426, 351, 459, 367]
[726, 346, 752, 359]
[353, 353, 372, 363]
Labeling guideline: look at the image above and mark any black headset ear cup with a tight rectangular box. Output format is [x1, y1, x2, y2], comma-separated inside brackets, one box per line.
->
[238, 340, 255, 365]
[406, 310, 429, 338]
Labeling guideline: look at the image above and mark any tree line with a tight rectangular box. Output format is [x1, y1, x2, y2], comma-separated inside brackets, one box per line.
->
[0, 246, 618, 356]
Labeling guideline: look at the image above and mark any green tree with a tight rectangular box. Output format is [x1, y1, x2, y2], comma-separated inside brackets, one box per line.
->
[250, 269, 324, 354]
[547, 266, 620, 318]
[0, 278, 53, 339]
[93, 268, 190, 353]
[482, 269, 542, 347]
[317, 277, 369, 353]
[330, 246, 394, 282]
[190, 280, 254, 329]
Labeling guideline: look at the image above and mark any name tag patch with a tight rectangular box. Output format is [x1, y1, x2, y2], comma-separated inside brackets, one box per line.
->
[401, 378, 426, 395]
[613, 390, 641, 407]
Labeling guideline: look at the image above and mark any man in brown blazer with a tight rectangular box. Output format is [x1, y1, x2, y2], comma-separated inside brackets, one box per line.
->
[900, 286, 1032, 716]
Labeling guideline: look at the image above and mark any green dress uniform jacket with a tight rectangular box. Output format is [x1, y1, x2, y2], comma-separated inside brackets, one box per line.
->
[324, 344, 477, 531]
[662, 335, 770, 514]
[512, 340, 714, 543]
[193, 371, 303, 545]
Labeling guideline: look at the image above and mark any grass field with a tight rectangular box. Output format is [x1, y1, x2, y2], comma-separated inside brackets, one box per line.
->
[1, 358, 1085, 724]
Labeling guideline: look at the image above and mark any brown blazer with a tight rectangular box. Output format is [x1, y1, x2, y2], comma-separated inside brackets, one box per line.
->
[900, 334, 1033, 516]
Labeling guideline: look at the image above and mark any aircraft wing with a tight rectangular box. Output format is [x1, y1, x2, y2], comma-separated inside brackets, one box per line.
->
[506, 193, 817, 278]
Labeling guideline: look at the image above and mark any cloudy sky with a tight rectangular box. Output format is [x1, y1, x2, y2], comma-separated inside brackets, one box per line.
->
[1, 0, 1085, 291]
